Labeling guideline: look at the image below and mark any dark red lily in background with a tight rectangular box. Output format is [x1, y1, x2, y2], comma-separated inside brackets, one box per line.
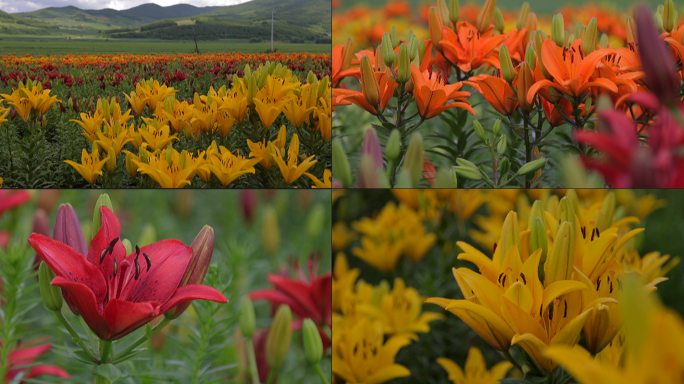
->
[28, 206, 227, 340]
[2, 338, 69, 383]
[250, 254, 332, 349]
[0, 190, 31, 249]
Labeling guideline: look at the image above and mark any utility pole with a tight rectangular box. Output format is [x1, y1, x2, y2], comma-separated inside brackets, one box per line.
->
[271, 8, 274, 52]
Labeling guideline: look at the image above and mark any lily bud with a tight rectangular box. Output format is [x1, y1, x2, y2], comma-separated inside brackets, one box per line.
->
[473, 119, 486, 141]
[626, 16, 637, 45]
[498, 156, 510, 175]
[407, 34, 418, 61]
[166, 225, 216, 318]
[518, 61, 534, 112]
[125, 152, 138, 178]
[137, 224, 156, 247]
[429, 6, 444, 52]
[654, 12, 664, 33]
[558, 196, 577, 227]
[551, 13, 565, 47]
[449, 0, 460, 24]
[517, 2, 530, 30]
[493, 119, 502, 136]
[418, 40, 426, 64]
[122, 239, 133, 256]
[524, 45, 536, 70]
[598, 33, 609, 48]
[106, 147, 116, 175]
[39, 262, 62, 312]
[517, 158, 547, 176]
[530, 217, 548, 280]
[499, 45, 515, 83]
[545, 221, 575, 285]
[496, 134, 507, 155]
[436, 0, 449, 25]
[596, 192, 615, 232]
[476, 0, 496, 34]
[386, 129, 401, 161]
[434, 166, 456, 188]
[375, 44, 387, 72]
[241, 190, 257, 224]
[360, 55, 381, 108]
[397, 43, 411, 83]
[33, 209, 50, 239]
[390, 25, 400, 49]
[262, 206, 280, 256]
[332, 138, 352, 187]
[361, 128, 383, 171]
[266, 305, 293, 371]
[404, 132, 424, 187]
[498, 211, 521, 264]
[302, 318, 323, 364]
[240, 298, 256, 338]
[664, 0, 676, 32]
[494, 7, 505, 34]
[636, 4, 678, 106]
[92, 194, 114, 239]
[381, 33, 395, 66]
[583, 17, 598, 55]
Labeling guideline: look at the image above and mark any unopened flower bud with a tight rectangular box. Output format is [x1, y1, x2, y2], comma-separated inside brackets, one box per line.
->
[552, 13, 565, 47]
[499, 211, 521, 261]
[360, 55, 381, 108]
[545, 221, 575, 285]
[598, 33, 609, 48]
[39, 262, 62, 312]
[583, 17, 598, 55]
[105, 147, 116, 175]
[404, 132, 424, 187]
[664, 0, 676, 32]
[390, 25, 400, 49]
[122, 238, 133, 256]
[518, 61, 534, 112]
[476, 0, 496, 33]
[429, 6, 444, 52]
[381, 33, 395, 67]
[92, 194, 113, 239]
[434, 166, 456, 188]
[496, 134, 507, 155]
[654, 12, 664, 32]
[449, 0, 460, 24]
[473, 119, 486, 141]
[407, 33, 418, 61]
[33, 209, 50, 239]
[530, 217, 548, 276]
[492, 119, 502, 136]
[636, 4, 678, 106]
[397, 43, 411, 83]
[240, 298, 256, 338]
[241, 190, 257, 224]
[499, 45, 515, 83]
[498, 156, 510, 175]
[266, 305, 293, 371]
[302, 318, 323, 364]
[262, 206, 280, 255]
[332, 138, 352, 187]
[517, 2, 530, 30]
[626, 16, 637, 45]
[596, 192, 616, 232]
[517, 158, 547, 176]
[494, 7, 505, 34]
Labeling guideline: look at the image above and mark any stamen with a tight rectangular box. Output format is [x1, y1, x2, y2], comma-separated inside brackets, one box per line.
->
[519, 272, 527, 284]
[596, 228, 600, 238]
[581, 226, 586, 239]
[564, 300, 568, 318]
[596, 277, 601, 291]
[143, 253, 151, 272]
[100, 248, 108, 264]
[134, 259, 141, 280]
[493, 242, 498, 254]
[113, 258, 118, 277]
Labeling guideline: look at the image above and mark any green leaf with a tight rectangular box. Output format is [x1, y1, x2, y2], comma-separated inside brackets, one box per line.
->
[110, 348, 148, 364]
[92, 364, 121, 383]
[69, 349, 98, 365]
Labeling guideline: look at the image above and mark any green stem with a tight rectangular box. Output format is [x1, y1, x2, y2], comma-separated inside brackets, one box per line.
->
[266, 370, 276, 384]
[108, 317, 171, 364]
[95, 374, 109, 384]
[502, 349, 524, 374]
[100, 340, 112, 365]
[246, 338, 261, 384]
[313, 364, 330, 384]
[54, 310, 100, 363]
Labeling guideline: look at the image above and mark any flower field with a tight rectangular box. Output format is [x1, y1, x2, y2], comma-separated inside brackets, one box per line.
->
[331, 0, 684, 188]
[332, 189, 684, 384]
[0, 189, 332, 383]
[0, 52, 332, 188]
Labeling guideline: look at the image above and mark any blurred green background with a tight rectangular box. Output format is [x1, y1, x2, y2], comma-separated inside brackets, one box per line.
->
[0, 189, 332, 384]
[333, 189, 684, 384]
[335, 0, 660, 13]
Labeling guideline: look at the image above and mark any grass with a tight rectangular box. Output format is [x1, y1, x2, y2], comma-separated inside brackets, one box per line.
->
[0, 36, 330, 55]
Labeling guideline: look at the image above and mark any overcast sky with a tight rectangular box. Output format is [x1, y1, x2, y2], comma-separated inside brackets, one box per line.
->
[0, 0, 248, 14]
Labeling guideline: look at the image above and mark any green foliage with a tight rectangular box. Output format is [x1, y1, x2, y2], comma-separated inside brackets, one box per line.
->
[140, 19, 178, 32]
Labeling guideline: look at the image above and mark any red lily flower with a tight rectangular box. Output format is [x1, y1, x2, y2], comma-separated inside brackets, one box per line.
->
[28, 206, 227, 341]
[3, 338, 69, 383]
[250, 254, 332, 349]
[0, 190, 31, 217]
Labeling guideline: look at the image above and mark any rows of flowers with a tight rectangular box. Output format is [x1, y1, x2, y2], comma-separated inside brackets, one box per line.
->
[0, 189, 332, 383]
[332, 0, 684, 188]
[0, 52, 331, 188]
[332, 189, 683, 383]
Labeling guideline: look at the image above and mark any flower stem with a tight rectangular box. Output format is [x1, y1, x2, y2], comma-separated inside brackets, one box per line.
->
[313, 363, 330, 384]
[266, 370, 276, 384]
[502, 349, 524, 374]
[108, 317, 172, 364]
[246, 338, 261, 384]
[100, 340, 112, 364]
[54, 310, 100, 363]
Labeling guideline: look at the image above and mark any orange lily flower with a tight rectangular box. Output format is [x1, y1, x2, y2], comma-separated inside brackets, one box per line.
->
[332, 68, 398, 115]
[332, 41, 357, 86]
[440, 22, 508, 73]
[465, 73, 518, 116]
[527, 39, 618, 104]
[410, 66, 474, 119]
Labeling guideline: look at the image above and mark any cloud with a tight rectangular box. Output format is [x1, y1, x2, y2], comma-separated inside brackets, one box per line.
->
[1, 0, 247, 13]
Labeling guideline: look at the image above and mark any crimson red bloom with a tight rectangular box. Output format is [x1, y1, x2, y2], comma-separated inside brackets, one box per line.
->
[28, 206, 227, 341]
[0, 190, 31, 249]
[3, 338, 69, 383]
[250, 254, 332, 348]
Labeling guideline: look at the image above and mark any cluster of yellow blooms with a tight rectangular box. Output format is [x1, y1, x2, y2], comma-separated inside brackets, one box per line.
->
[65, 62, 331, 187]
[331, 253, 444, 383]
[0, 79, 60, 122]
[332, 190, 680, 384]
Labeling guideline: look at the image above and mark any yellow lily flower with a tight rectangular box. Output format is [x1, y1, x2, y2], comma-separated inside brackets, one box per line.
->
[257, 75, 300, 103]
[0, 105, 9, 126]
[332, 318, 412, 384]
[1, 89, 32, 122]
[316, 96, 332, 141]
[0, 177, 2, 187]
[215, 110, 236, 138]
[282, 98, 316, 128]
[134, 147, 201, 188]
[304, 169, 331, 188]
[123, 90, 149, 117]
[216, 88, 248, 122]
[272, 134, 317, 184]
[71, 110, 104, 143]
[203, 147, 261, 187]
[254, 96, 287, 129]
[122, 145, 150, 179]
[161, 98, 192, 133]
[64, 148, 107, 184]
[246, 138, 275, 170]
[94, 122, 132, 157]
[332, 223, 356, 254]
[138, 79, 177, 110]
[139, 121, 178, 151]
[332, 253, 359, 313]
[437, 347, 512, 384]
[190, 93, 218, 137]
[545, 277, 684, 384]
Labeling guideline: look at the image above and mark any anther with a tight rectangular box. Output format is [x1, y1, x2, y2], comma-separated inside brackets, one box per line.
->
[519, 273, 527, 284]
[134, 259, 141, 280]
[493, 242, 498, 254]
[564, 300, 568, 318]
[113, 258, 118, 277]
[143, 253, 151, 272]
